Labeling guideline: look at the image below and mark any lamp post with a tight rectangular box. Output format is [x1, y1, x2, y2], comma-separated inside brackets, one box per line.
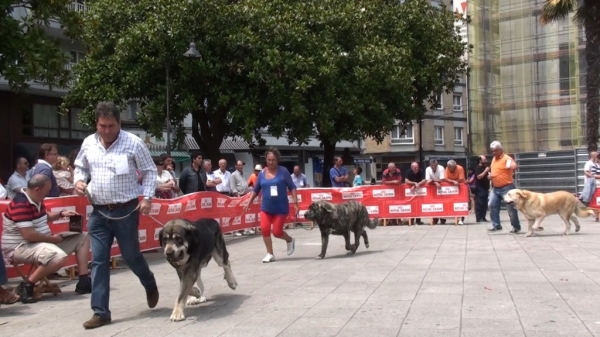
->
[165, 42, 201, 156]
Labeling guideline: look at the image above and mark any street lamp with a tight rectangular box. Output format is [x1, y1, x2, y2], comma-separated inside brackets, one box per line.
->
[166, 42, 201, 156]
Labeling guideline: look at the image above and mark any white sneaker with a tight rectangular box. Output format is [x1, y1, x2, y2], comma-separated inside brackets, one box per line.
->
[247, 229, 255, 235]
[262, 253, 275, 263]
[458, 220, 464, 225]
[287, 238, 295, 256]
[234, 231, 243, 237]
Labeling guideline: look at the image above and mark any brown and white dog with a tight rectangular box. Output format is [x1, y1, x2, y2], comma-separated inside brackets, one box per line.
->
[503, 189, 595, 237]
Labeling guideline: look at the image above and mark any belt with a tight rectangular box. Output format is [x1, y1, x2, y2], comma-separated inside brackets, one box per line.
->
[94, 198, 138, 210]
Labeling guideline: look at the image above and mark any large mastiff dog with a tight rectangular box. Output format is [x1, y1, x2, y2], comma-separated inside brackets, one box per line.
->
[504, 189, 595, 237]
[304, 200, 378, 259]
[159, 218, 238, 322]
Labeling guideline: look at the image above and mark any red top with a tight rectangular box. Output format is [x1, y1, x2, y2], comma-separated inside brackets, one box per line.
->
[382, 168, 402, 183]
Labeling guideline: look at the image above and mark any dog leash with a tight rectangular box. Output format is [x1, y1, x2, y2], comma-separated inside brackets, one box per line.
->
[84, 188, 166, 227]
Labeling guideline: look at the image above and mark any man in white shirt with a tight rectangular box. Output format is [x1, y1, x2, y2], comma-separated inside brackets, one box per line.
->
[73, 102, 159, 330]
[6, 157, 29, 199]
[425, 159, 446, 224]
[214, 159, 232, 196]
[202, 160, 221, 192]
[0, 183, 6, 199]
[292, 165, 309, 188]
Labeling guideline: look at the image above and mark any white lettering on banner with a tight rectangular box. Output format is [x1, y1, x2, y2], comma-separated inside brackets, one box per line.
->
[453, 202, 469, 212]
[311, 193, 333, 201]
[287, 194, 303, 203]
[405, 188, 427, 196]
[50, 206, 77, 224]
[596, 197, 600, 206]
[154, 228, 161, 241]
[186, 199, 197, 211]
[200, 197, 212, 209]
[372, 189, 395, 198]
[422, 203, 444, 213]
[366, 206, 379, 215]
[150, 203, 162, 215]
[166, 203, 182, 214]
[297, 210, 307, 219]
[233, 216, 242, 226]
[228, 199, 241, 208]
[86, 205, 93, 220]
[112, 237, 118, 247]
[217, 198, 227, 207]
[138, 229, 147, 243]
[341, 191, 364, 200]
[389, 205, 412, 214]
[244, 213, 256, 224]
[221, 217, 231, 227]
[437, 186, 459, 195]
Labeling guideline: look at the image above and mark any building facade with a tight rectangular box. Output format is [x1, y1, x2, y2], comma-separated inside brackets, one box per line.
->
[468, 0, 586, 154]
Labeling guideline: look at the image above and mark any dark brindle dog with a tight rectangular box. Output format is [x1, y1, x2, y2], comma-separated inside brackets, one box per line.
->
[304, 200, 378, 259]
[159, 218, 238, 322]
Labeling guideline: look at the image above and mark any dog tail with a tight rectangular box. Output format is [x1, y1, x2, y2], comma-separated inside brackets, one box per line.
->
[367, 217, 379, 229]
[574, 204, 596, 218]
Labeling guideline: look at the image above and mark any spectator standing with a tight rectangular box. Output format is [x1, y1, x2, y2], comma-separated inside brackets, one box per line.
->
[445, 160, 466, 225]
[488, 141, 521, 233]
[404, 162, 425, 225]
[330, 157, 349, 187]
[179, 152, 206, 195]
[247, 164, 262, 187]
[467, 167, 476, 213]
[474, 155, 491, 222]
[52, 156, 76, 196]
[6, 157, 29, 199]
[154, 157, 177, 199]
[30, 143, 61, 198]
[214, 159, 232, 196]
[73, 102, 159, 329]
[382, 162, 402, 225]
[244, 148, 297, 263]
[230, 161, 255, 236]
[203, 159, 221, 192]
[352, 167, 363, 187]
[425, 159, 446, 224]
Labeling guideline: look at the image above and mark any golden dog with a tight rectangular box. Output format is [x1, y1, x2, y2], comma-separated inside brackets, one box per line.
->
[503, 189, 595, 237]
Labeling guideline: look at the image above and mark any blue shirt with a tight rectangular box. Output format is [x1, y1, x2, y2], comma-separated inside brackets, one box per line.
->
[353, 175, 363, 187]
[31, 161, 60, 198]
[253, 166, 296, 215]
[330, 166, 348, 187]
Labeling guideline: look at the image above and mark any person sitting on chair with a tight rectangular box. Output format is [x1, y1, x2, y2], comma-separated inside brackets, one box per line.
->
[1, 174, 91, 303]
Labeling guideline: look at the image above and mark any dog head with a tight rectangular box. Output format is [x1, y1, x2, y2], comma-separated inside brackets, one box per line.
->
[304, 201, 337, 223]
[504, 189, 529, 209]
[159, 219, 198, 266]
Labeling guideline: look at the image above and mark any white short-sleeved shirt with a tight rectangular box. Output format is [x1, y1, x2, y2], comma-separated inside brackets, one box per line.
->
[425, 165, 445, 180]
[584, 160, 598, 184]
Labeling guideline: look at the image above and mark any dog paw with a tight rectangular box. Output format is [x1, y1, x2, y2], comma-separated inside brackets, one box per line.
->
[170, 308, 186, 322]
[365, 243, 370, 249]
[316, 255, 324, 260]
[535, 227, 544, 231]
[524, 233, 533, 237]
[227, 280, 238, 290]
[186, 296, 206, 306]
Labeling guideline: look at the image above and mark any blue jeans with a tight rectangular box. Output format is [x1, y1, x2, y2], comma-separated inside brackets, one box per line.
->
[88, 200, 156, 320]
[0, 253, 7, 285]
[489, 184, 520, 230]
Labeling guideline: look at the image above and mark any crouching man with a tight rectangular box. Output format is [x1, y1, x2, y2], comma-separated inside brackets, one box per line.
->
[1, 174, 91, 303]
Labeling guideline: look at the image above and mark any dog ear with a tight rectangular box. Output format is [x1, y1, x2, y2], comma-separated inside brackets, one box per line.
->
[516, 190, 529, 199]
[322, 202, 335, 213]
[183, 226, 200, 254]
[158, 228, 165, 248]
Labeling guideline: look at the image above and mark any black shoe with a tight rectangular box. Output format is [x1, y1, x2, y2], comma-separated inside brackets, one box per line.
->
[509, 228, 521, 234]
[18, 282, 36, 304]
[488, 225, 502, 232]
[146, 286, 159, 308]
[75, 276, 92, 294]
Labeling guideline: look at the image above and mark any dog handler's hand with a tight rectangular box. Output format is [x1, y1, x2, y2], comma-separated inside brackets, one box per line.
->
[140, 199, 151, 215]
[75, 181, 87, 196]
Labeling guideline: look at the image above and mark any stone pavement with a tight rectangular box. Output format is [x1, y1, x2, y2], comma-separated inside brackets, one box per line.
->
[3, 213, 600, 337]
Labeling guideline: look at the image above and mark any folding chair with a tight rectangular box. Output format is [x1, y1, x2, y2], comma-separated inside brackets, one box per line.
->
[9, 259, 61, 298]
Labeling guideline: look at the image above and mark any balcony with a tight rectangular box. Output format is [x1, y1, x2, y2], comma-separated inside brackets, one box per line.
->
[67, 2, 87, 12]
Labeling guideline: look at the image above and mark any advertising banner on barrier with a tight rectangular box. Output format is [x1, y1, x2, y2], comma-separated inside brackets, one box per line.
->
[0, 184, 468, 279]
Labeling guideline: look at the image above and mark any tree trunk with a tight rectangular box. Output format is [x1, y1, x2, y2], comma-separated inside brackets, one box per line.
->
[191, 113, 223, 164]
[321, 137, 336, 187]
[585, 16, 600, 152]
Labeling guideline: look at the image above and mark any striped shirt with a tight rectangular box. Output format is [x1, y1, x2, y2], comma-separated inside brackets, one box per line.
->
[73, 130, 158, 205]
[1, 191, 50, 257]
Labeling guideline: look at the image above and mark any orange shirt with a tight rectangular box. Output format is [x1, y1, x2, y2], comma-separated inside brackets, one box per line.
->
[445, 165, 465, 182]
[247, 173, 258, 187]
[490, 154, 515, 187]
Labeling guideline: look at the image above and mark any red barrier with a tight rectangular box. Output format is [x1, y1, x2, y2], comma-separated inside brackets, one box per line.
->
[589, 190, 600, 209]
[0, 184, 468, 279]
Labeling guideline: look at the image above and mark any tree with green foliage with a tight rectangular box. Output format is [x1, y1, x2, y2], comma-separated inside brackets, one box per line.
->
[63, 0, 467, 178]
[540, 0, 600, 152]
[1, 0, 83, 91]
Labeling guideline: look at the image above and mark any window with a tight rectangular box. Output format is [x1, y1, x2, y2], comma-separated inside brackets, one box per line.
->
[391, 124, 414, 144]
[434, 93, 443, 109]
[453, 95, 462, 111]
[70, 51, 86, 64]
[23, 104, 89, 139]
[434, 126, 444, 145]
[454, 127, 464, 146]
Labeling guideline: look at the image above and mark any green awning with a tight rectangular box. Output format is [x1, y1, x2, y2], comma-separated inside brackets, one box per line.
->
[148, 151, 191, 162]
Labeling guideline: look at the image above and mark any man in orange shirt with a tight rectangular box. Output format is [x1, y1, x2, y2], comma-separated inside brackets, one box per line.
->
[488, 141, 521, 233]
[445, 160, 466, 225]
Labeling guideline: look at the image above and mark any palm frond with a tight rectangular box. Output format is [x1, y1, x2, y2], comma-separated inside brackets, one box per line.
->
[539, 0, 577, 25]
